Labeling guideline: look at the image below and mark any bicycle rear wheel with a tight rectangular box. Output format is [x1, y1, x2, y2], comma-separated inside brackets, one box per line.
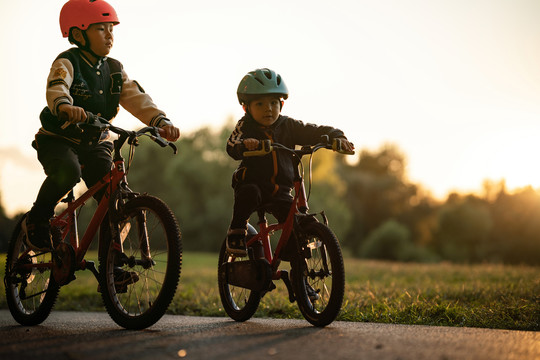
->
[217, 238, 261, 322]
[291, 222, 345, 327]
[98, 195, 182, 330]
[4, 214, 60, 326]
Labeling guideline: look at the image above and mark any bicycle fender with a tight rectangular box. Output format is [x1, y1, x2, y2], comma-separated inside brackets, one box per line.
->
[247, 223, 258, 236]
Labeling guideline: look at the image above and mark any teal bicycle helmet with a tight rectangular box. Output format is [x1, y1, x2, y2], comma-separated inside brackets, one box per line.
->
[237, 68, 289, 105]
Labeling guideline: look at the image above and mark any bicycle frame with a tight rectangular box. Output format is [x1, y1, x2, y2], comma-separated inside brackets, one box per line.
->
[15, 115, 177, 280]
[51, 156, 126, 265]
[15, 153, 128, 280]
[19, 122, 146, 279]
[244, 152, 309, 279]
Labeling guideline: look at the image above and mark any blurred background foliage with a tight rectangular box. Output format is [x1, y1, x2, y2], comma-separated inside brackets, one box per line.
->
[2, 119, 539, 265]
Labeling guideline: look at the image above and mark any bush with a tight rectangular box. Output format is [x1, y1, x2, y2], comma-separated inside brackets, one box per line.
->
[361, 219, 409, 260]
[361, 219, 438, 262]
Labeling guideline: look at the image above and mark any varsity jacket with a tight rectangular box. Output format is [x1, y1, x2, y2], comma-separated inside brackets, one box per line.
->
[37, 47, 171, 144]
[227, 113, 347, 199]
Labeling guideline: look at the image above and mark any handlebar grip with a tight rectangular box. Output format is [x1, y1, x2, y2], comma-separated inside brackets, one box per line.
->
[243, 139, 273, 157]
[332, 138, 355, 155]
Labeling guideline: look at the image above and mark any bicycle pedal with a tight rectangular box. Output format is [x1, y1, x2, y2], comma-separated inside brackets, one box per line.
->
[261, 281, 277, 298]
[280, 270, 296, 303]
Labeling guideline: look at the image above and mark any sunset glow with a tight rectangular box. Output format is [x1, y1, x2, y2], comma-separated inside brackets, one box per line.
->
[1, 0, 539, 215]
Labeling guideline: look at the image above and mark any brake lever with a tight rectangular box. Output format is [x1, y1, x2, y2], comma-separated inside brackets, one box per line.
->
[168, 142, 178, 155]
[146, 127, 178, 154]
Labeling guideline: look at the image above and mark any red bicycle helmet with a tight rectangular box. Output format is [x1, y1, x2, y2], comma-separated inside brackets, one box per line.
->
[59, 0, 119, 38]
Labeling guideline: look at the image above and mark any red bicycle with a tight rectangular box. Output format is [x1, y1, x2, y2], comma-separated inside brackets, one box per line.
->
[4, 113, 182, 330]
[218, 137, 354, 327]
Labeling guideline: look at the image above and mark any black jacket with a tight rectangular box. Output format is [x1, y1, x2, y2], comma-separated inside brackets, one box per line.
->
[226, 113, 346, 199]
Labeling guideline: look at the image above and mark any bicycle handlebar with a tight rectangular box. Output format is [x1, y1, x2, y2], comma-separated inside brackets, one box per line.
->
[70, 111, 177, 154]
[243, 137, 355, 157]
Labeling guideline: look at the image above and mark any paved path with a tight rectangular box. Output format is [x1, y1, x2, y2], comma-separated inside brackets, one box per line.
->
[0, 310, 538, 360]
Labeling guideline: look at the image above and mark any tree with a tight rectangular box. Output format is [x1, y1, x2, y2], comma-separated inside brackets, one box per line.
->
[433, 194, 493, 263]
[339, 144, 420, 256]
[489, 186, 540, 265]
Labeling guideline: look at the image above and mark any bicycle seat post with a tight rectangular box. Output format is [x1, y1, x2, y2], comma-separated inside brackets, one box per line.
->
[254, 207, 273, 261]
[256, 208, 267, 226]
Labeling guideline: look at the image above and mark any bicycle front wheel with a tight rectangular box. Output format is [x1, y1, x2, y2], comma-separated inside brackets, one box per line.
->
[217, 238, 261, 322]
[98, 195, 182, 330]
[4, 214, 60, 326]
[291, 222, 345, 327]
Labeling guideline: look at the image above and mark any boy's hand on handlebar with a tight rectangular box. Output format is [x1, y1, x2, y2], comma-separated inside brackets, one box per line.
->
[58, 104, 87, 125]
[242, 139, 272, 157]
[333, 138, 355, 154]
[160, 125, 181, 142]
[243, 138, 260, 150]
[341, 139, 355, 153]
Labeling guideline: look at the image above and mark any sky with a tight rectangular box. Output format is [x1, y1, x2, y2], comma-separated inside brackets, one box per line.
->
[1, 0, 540, 217]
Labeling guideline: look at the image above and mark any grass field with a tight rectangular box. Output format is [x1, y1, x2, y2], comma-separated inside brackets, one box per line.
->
[1, 252, 538, 331]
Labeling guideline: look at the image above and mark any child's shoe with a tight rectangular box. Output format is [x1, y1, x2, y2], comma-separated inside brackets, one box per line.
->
[21, 214, 53, 252]
[111, 267, 139, 293]
[98, 267, 139, 293]
[226, 229, 247, 257]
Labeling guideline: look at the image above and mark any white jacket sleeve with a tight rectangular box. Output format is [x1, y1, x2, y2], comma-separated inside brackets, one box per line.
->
[119, 69, 172, 128]
[46, 58, 74, 116]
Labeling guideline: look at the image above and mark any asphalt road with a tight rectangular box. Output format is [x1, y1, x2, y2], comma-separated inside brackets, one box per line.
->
[0, 310, 538, 360]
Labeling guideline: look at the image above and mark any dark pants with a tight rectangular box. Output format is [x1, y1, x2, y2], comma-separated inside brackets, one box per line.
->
[229, 183, 293, 230]
[30, 135, 114, 220]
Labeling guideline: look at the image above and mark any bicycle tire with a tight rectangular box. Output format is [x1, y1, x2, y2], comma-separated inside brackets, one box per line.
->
[217, 238, 261, 322]
[98, 195, 182, 330]
[4, 214, 60, 326]
[291, 221, 345, 327]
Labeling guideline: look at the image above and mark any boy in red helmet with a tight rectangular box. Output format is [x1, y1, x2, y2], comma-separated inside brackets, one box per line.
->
[23, 0, 180, 264]
[226, 68, 354, 256]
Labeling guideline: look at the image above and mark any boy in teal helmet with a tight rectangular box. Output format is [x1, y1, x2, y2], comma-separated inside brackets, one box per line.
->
[226, 68, 354, 256]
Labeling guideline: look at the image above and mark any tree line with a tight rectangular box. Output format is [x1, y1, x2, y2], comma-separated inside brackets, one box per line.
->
[1, 119, 539, 265]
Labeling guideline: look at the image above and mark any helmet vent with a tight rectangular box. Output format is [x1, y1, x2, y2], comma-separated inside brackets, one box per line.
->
[103, 13, 110, 16]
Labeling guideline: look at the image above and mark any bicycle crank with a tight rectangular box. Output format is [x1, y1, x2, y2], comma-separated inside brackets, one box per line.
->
[52, 243, 77, 286]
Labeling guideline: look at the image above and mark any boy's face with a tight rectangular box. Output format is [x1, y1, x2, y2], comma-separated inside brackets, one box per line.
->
[85, 22, 114, 57]
[247, 95, 282, 127]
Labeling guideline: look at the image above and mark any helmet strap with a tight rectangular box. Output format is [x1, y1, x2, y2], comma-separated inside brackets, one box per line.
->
[69, 28, 102, 62]
[244, 104, 252, 118]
